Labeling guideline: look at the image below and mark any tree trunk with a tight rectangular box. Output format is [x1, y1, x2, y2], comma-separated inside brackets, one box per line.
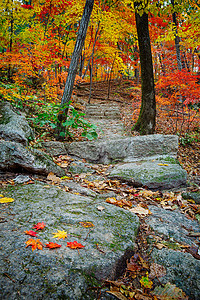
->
[56, 0, 94, 139]
[171, 0, 182, 71]
[133, 7, 156, 135]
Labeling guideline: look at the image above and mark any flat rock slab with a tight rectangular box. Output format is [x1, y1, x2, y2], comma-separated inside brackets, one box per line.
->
[0, 183, 139, 299]
[0, 102, 34, 145]
[108, 159, 187, 190]
[64, 135, 179, 164]
[0, 140, 65, 176]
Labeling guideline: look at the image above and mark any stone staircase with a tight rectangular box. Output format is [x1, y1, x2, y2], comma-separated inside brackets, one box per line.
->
[84, 102, 130, 139]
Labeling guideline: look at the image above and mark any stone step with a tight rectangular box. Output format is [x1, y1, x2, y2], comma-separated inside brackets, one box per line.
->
[85, 104, 121, 119]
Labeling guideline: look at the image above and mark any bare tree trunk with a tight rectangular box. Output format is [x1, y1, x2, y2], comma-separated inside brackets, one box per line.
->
[56, 0, 94, 139]
[88, 21, 100, 103]
[171, 0, 182, 71]
[133, 4, 156, 135]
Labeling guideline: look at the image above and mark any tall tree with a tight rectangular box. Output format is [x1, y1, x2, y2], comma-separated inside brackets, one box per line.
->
[56, 0, 94, 139]
[133, 2, 156, 134]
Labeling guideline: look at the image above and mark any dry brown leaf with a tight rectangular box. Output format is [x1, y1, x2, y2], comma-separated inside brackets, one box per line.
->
[129, 204, 152, 216]
[106, 291, 128, 300]
[47, 172, 61, 183]
[79, 221, 94, 228]
[97, 205, 105, 211]
[149, 263, 166, 279]
[106, 197, 117, 204]
[135, 293, 153, 300]
[155, 243, 166, 250]
[152, 282, 189, 299]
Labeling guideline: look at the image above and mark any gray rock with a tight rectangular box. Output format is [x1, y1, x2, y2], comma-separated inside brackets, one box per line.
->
[182, 191, 200, 204]
[0, 140, 65, 176]
[68, 160, 95, 174]
[0, 183, 139, 299]
[150, 248, 200, 299]
[14, 175, 31, 184]
[146, 205, 200, 246]
[0, 102, 34, 145]
[65, 135, 179, 164]
[108, 159, 187, 190]
[60, 179, 98, 197]
[41, 141, 67, 156]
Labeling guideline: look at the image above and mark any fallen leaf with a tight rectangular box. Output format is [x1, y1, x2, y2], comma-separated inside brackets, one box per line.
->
[158, 163, 169, 166]
[25, 238, 43, 251]
[139, 275, 153, 289]
[33, 222, 46, 231]
[149, 263, 166, 279]
[152, 282, 189, 299]
[66, 241, 85, 249]
[106, 291, 128, 300]
[61, 176, 72, 180]
[52, 229, 67, 240]
[0, 197, 14, 203]
[106, 197, 117, 204]
[79, 222, 94, 228]
[24, 230, 37, 237]
[97, 205, 105, 211]
[47, 172, 61, 183]
[59, 163, 69, 168]
[45, 242, 61, 249]
[155, 243, 166, 250]
[129, 205, 152, 216]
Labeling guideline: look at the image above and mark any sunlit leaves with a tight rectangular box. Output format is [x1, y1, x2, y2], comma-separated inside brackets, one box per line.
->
[52, 230, 68, 240]
[33, 222, 46, 231]
[66, 241, 85, 249]
[45, 242, 62, 249]
[25, 238, 43, 251]
[24, 230, 38, 237]
[0, 196, 14, 203]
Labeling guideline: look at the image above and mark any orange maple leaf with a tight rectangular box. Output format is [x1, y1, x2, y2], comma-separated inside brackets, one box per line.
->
[45, 242, 61, 249]
[25, 238, 43, 251]
[24, 230, 37, 237]
[33, 222, 46, 231]
[66, 241, 85, 249]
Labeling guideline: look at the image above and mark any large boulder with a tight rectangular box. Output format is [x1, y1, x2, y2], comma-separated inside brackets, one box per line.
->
[151, 249, 200, 299]
[146, 205, 200, 299]
[64, 135, 179, 164]
[108, 158, 187, 190]
[0, 140, 65, 176]
[0, 102, 34, 145]
[0, 183, 139, 299]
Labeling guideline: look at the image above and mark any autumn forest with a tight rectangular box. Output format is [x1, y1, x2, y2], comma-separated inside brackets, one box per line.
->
[0, 0, 199, 141]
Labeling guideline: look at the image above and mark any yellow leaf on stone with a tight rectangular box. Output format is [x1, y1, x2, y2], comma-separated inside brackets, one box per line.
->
[52, 230, 67, 240]
[158, 163, 169, 166]
[0, 197, 14, 203]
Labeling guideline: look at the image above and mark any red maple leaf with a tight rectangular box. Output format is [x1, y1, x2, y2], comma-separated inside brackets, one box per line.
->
[66, 241, 85, 249]
[46, 242, 61, 249]
[24, 230, 37, 237]
[33, 222, 46, 231]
